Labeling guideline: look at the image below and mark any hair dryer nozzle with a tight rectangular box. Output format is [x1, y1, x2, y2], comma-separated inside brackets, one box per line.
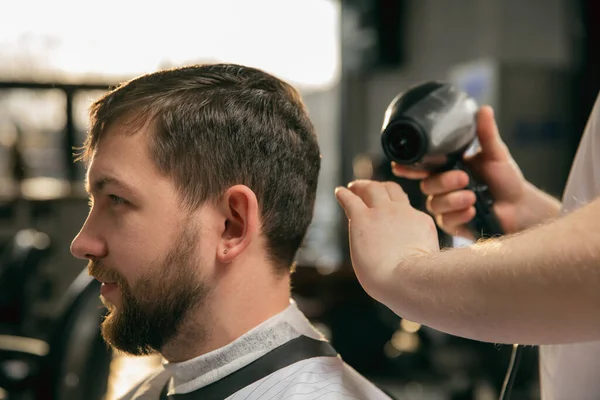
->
[381, 118, 428, 165]
[380, 81, 478, 170]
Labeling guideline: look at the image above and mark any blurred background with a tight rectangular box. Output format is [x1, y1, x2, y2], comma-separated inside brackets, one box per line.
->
[0, 0, 598, 399]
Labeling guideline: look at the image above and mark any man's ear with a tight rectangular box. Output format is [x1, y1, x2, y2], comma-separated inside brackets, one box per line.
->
[216, 185, 259, 263]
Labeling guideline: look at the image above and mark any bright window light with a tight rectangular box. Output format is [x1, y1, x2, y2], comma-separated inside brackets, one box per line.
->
[0, 0, 340, 91]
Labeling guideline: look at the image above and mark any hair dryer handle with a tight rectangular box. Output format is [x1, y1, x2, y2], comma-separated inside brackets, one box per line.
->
[453, 160, 505, 239]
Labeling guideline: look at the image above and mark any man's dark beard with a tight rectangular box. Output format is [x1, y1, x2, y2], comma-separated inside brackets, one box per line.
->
[88, 223, 209, 356]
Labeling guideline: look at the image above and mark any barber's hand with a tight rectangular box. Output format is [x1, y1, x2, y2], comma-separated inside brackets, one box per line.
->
[335, 180, 439, 300]
[392, 106, 529, 239]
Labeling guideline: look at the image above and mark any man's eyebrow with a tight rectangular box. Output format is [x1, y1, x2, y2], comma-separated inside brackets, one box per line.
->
[85, 175, 135, 195]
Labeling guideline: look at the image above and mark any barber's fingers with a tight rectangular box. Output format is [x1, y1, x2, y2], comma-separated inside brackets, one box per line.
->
[420, 170, 470, 196]
[391, 162, 431, 180]
[425, 190, 476, 215]
[337, 181, 410, 219]
[382, 181, 409, 202]
[434, 207, 476, 236]
[347, 180, 391, 208]
[335, 187, 367, 219]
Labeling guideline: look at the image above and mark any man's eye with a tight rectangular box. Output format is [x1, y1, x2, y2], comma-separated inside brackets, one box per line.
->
[109, 195, 126, 205]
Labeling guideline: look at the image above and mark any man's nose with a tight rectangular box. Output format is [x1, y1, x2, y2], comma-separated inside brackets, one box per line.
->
[70, 222, 107, 260]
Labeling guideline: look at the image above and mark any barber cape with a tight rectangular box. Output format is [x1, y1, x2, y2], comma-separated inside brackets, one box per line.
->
[118, 300, 393, 400]
[539, 92, 600, 400]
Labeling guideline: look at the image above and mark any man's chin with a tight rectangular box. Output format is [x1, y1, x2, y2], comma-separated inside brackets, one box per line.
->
[101, 314, 142, 356]
[100, 291, 122, 310]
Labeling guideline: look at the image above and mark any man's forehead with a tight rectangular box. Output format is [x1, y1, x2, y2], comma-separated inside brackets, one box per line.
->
[82, 120, 165, 194]
[89, 125, 150, 164]
[85, 166, 134, 193]
[84, 137, 144, 195]
[84, 141, 169, 200]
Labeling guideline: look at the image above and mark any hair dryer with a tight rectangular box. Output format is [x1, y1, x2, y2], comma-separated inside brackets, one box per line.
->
[380, 81, 503, 239]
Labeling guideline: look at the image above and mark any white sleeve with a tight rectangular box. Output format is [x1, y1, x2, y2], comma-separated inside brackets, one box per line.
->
[539, 90, 600, 400]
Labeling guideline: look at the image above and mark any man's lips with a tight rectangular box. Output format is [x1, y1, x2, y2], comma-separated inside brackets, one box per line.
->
[92, 276, 119, 295]
[93, 277, 117, 284]
[100, 282, 119, 296]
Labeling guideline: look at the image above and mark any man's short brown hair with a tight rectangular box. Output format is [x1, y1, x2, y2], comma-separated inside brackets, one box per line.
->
[79, 63, 321, 271]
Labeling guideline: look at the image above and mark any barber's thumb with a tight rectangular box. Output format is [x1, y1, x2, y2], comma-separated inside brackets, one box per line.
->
[335, 187, 365, 219]
[476, 106, 508, 162]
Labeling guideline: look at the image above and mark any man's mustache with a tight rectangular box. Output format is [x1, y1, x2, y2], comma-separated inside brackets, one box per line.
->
[88, 260, 125, 285]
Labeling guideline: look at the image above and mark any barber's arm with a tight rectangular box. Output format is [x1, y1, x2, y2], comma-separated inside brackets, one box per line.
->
[336, 181, 600, 346]
[334, 106, 598, 345]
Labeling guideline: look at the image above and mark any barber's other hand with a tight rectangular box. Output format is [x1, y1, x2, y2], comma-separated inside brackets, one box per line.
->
[335, 180, 439, 300]
[392, 106, 529, 239]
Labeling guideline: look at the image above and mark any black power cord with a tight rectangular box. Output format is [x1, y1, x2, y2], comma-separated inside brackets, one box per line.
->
[498, 344, 523, 400]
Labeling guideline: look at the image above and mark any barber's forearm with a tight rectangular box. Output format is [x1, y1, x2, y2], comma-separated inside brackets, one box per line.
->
[384, 196, 600, 345]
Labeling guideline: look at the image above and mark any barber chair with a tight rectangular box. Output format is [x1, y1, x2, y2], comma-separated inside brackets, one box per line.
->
[0, 229, 50, 327]
[0, 230, 111, 400]
[0, 229, 52, 398]
[36, 271, 111, 400]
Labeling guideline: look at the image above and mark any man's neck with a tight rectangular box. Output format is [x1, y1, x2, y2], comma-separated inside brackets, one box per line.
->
[160, 269, 291, 362]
